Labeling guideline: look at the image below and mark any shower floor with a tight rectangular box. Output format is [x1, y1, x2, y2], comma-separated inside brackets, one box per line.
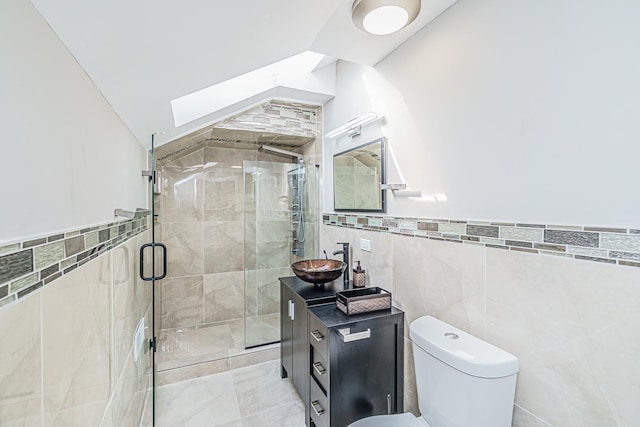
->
[157, 313, 280, 372]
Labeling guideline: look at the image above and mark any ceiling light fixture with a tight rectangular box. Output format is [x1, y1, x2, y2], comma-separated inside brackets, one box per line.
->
[352, 0, 421, 36]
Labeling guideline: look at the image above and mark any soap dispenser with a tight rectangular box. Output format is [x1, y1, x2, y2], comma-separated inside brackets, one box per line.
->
[353, 261, 366, 288]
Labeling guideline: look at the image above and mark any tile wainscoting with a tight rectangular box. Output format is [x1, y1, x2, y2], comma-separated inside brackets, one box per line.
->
[0, 216, 152, 426]
[320, 214, 640, 426]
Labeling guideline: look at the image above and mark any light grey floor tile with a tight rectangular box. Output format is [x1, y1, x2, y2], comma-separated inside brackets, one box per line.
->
[155, 371, 241, 427]
[155, 358, 306, 427]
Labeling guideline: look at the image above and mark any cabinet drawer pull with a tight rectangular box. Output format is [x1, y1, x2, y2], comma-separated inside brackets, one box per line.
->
[287, 300, 296, 321]
[311, 400, 325, 416]
[310, 330, 324, 342]
[338, 327, 371, 342]
[313, 361, 326, 376]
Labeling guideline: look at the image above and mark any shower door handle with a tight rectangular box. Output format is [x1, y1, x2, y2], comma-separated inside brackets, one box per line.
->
[140, 243, 167, 281]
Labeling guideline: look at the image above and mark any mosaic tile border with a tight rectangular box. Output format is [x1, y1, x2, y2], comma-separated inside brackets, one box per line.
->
[0, 212, 150, 309]
[323, 213, 640, 268]
[156, 100, 320, 164]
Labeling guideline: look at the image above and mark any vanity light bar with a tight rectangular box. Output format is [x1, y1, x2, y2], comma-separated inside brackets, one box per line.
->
[325, 112, 383, 139]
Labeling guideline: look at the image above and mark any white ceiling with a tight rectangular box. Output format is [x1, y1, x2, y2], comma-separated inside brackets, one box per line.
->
[30, 0, 456, 148]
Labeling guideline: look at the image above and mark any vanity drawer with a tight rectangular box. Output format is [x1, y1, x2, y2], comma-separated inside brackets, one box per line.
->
[310, 376, 329, 427]
[310, 346, 329, 392]
[308, 312, 328, 358]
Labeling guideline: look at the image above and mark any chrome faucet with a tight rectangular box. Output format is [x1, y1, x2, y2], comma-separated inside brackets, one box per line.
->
[332, 242, 350, 288]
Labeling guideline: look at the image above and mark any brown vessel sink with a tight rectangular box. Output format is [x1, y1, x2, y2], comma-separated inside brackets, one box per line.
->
[291, 259, 347, 287]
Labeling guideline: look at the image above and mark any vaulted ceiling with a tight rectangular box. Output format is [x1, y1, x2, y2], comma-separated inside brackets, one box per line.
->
[30, 0, 456, 148]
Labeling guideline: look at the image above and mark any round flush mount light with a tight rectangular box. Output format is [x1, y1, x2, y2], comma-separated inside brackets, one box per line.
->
[352, 0, 421, 36]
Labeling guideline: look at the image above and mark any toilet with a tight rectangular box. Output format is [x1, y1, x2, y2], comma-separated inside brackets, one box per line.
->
[349, 316, 519, 427]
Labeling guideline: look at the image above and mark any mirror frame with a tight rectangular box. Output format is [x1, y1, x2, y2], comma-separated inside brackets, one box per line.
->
[333, 137, 386, 213]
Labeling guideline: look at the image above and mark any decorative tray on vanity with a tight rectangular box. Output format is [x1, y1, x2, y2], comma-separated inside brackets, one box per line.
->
[336, 287, 391, 315]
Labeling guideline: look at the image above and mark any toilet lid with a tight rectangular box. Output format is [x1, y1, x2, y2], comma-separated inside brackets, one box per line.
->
[348, 413, 430, 427]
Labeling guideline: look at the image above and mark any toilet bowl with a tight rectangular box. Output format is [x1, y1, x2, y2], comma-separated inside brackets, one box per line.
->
[349, 412, 429, 427]
[348, 316, 519, 427]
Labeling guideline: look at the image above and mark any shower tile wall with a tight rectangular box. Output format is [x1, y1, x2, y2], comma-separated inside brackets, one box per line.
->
[155, 146, 301, 361]
[157, 148, 248, 332]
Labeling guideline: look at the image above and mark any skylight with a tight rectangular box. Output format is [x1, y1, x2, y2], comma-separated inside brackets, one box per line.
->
[171, 51, 326, 127]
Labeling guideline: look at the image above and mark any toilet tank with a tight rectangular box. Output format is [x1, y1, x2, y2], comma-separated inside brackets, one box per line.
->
[410, 316, 519, 427]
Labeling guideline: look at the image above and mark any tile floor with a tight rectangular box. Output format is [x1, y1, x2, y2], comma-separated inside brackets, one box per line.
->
[154, 359, 306, 426]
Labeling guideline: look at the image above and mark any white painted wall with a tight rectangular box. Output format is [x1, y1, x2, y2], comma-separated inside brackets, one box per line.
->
[324, 0, 640, 227]
[0, 0, 148, 244]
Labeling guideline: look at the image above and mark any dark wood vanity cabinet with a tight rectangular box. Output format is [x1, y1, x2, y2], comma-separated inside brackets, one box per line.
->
[280, 284, 309, 399]
[280, 277, 341, 423]
[307, 304, 404, 427]
[280, 277, 404, 427]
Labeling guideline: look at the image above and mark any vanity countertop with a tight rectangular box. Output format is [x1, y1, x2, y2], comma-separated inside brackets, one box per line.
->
[308, 302, 403, 328]
[279, 276, 353, 305]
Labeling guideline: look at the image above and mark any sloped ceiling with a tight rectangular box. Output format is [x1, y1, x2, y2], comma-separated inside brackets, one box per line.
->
[30, 0, 456, 148]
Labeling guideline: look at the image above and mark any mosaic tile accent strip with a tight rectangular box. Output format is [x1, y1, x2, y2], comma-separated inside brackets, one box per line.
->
[0, 213, 150, 308]
[156, 100, 320, 163]
[323, 213, 640, 268]
[216, 100, 318, 137]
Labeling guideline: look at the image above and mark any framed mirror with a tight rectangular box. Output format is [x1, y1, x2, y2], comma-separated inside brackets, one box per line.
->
[333, 137, 385, 212]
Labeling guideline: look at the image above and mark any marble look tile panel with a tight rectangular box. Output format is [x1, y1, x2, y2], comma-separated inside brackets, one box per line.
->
[0, 295, 41, 426]
[392, 233, 485, 337]
[486, 249, 640, 425]
[204, 271, 245, 323]
[42, 254, 112, 427]
[163, 222, 204, 278]
[0, 249, 34, 284]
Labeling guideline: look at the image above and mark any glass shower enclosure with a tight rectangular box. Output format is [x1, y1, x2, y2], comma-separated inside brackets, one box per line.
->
[244, 159, 318, 348]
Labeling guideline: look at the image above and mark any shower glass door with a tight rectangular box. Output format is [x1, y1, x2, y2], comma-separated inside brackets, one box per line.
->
[243, 160, 318, 348]
[139, 135, 165, 426]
